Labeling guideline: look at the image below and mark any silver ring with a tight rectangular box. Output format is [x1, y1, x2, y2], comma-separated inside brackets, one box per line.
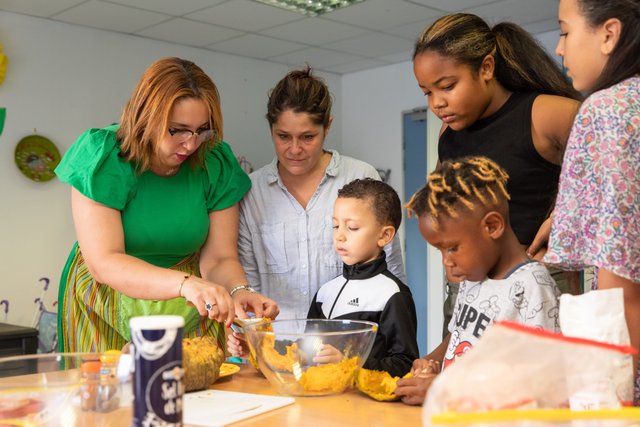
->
[205, 302, 216, 311]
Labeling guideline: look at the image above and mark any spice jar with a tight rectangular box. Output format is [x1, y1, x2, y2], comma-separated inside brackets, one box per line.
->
[80, 356, 101, 411]
[96, 350, 121, 412]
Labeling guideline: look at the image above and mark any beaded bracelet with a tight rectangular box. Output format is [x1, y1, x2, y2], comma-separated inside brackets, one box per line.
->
[230, 284, 256, 298]
[178, 274, 191, 297]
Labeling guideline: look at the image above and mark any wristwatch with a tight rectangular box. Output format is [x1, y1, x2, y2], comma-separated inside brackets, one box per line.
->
[230, 284, 256, 297]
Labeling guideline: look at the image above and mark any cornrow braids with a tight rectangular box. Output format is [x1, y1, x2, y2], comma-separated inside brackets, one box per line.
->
[406, 156, 510, 223]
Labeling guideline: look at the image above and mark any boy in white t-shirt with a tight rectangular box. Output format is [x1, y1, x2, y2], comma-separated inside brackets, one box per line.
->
[395, 156, 560, 405]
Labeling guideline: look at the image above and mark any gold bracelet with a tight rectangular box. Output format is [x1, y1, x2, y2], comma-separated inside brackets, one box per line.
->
[178, 274, 191, 297]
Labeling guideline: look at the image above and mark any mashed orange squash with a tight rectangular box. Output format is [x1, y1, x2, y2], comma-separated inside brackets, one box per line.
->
[355, 368, 412, 401]
[299, 356, 360, 393]
[260, 334, 299, 372]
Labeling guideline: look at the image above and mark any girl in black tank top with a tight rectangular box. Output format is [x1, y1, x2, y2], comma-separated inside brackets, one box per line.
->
[412, 13, 581, 256]
[439, 92, 559, 245]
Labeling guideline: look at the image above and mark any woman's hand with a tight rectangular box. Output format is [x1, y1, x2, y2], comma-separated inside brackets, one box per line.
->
[181, 276, 235, 326]
[312, 344, 343, 364]
[199, 206, 280, 322]
[227, 331, 248, 358]
[526, 214, 553, 260]
[232, 290, 280, 319]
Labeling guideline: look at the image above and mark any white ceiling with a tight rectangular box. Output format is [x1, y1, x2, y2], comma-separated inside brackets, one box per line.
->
[0, 0, 561, 74]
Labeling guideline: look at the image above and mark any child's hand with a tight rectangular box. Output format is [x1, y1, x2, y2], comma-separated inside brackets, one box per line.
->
[227, 331, 249, 358]
[395, 373, 438, 406]
[412, 358, 441, 377]
[312, 344, 343, 364]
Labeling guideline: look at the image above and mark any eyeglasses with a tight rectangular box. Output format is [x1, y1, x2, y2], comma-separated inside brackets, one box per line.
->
[168, 127, 215, 144]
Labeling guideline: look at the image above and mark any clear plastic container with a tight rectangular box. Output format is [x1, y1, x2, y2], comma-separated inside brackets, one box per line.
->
[96, 350, 121, 412]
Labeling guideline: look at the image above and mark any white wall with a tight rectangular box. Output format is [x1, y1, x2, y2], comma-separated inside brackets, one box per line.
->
[341, 61, 424, 193]
[0, 11, 342, 328]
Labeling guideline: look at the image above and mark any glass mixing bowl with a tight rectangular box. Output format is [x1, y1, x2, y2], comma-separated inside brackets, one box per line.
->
[243, 319, 378, 397]
[0, 352, 133, 426]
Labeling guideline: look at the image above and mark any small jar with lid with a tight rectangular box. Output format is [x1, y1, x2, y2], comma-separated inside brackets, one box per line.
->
[96, 350, 122, 412]
[80, 356, 101, 411]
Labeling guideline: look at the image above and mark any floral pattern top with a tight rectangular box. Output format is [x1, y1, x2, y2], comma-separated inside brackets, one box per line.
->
[545, 77, 640, 284]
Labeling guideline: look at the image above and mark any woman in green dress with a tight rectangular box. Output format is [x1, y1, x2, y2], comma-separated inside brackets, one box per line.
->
[56, 57, 279, 352]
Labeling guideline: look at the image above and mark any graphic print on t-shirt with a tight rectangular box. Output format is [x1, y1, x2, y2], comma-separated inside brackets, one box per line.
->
[443, 262, 560, 368]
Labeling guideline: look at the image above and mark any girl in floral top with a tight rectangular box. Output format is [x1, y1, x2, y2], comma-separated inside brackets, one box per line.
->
[544, 0, 640, 403]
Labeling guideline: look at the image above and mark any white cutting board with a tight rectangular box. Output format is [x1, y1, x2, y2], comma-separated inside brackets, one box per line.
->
[183, 390, 295, 426]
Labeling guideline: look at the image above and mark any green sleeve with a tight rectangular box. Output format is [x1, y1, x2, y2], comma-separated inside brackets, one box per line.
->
[55, 126, 137, 210]
[204, 141, 251, 212]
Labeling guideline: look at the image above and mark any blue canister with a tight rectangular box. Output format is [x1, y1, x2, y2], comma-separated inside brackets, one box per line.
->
[130, 315, 185, 427]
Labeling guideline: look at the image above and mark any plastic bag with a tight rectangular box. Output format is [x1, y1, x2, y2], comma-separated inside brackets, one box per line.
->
[560, 289, 630, 345]
[560, 289, 634, 408]
[423, 321, 638, 427]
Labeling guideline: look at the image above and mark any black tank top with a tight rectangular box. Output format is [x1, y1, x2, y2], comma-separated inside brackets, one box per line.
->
[439, 92, 560, 245]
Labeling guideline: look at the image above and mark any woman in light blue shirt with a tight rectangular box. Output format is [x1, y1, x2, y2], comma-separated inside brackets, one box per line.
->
[237, 67, 405, 320]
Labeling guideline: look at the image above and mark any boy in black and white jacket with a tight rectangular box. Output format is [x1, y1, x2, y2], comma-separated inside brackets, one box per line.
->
[307, 178, 418, 377]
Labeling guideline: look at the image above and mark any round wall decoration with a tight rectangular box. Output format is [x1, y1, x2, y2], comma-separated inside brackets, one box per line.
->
[14, 135, 61, 182]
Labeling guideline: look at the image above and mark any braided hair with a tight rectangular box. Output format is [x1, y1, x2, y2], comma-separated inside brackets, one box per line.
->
[406, 156, 509, 225]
